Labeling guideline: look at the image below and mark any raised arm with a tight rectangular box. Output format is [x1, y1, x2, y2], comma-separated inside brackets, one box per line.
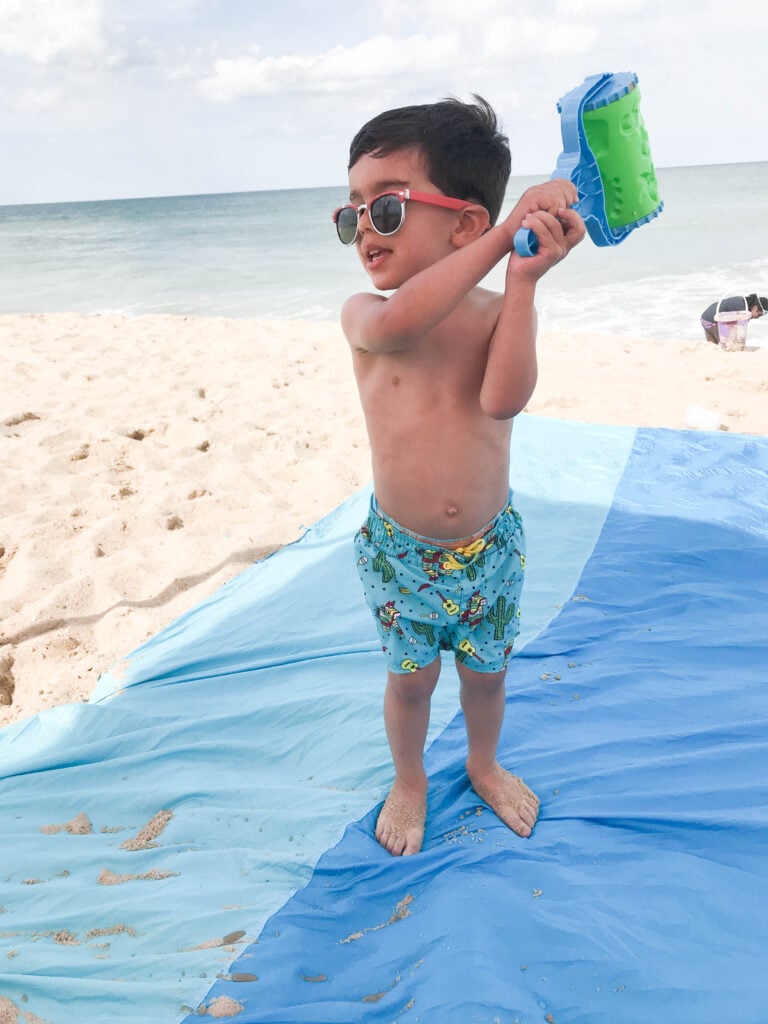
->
[342, 180, 579, 354]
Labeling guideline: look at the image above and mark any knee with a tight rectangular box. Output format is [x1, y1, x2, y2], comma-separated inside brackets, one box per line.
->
[458, 665, 506, 698]
[388, 661, 440, 702]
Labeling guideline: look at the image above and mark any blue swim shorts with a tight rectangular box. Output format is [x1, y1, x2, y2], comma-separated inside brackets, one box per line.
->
[354, 493, 526, 675]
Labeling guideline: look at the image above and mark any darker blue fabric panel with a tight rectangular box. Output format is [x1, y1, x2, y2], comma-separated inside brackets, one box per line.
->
[189, 428, 768, 1023]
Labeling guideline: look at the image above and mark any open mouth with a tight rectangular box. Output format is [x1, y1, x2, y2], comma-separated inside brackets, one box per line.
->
[364, 245, 390, 267]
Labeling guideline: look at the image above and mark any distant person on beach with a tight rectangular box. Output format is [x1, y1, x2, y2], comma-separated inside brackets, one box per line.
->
[333, 97, 585, 856]
[700, 294, 768, 346]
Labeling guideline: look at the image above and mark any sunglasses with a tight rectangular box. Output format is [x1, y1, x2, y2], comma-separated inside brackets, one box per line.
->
[332, 188, 470, 246]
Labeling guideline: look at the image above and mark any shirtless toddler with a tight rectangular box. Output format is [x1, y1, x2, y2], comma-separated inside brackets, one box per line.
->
[333, 97, 585, 855]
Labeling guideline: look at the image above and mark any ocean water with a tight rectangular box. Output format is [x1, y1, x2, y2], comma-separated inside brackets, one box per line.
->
[1, 162, 766, 343]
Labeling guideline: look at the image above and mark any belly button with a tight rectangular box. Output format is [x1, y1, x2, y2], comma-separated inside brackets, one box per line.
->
[391, 375, 400, 386]
[446, 506, 459, 517]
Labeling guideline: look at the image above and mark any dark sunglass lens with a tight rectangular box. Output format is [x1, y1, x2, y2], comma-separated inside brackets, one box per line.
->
[371, 194, 403, 235]
[336, 207, 358, 244]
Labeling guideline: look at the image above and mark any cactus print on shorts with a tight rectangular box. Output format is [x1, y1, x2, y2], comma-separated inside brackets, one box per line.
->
[354, 493, 525, 675]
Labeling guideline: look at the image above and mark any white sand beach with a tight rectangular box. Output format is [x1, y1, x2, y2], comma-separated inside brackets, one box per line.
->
[2, 312, 767, 728]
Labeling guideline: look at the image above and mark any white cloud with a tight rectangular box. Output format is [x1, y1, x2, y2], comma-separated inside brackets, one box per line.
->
[0, 0, 107, 64]
[195, 13, 599, 106]
[198, 32, 460, 101]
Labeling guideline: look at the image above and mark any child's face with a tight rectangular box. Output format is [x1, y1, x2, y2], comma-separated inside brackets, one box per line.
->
[347, 147, 463, 291]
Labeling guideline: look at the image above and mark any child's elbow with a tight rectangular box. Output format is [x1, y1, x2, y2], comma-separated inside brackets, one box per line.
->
[480, 395, 526, 420]
[480, 375, 537, 420]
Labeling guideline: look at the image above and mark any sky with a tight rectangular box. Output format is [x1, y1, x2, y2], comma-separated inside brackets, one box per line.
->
[1, 0, 765, 205]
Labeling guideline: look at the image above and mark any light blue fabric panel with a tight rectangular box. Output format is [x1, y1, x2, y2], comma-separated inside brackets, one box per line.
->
[0, 417, 634, 1022]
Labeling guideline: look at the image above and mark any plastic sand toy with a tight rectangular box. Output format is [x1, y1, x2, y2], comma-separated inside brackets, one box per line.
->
[514, 71, 663, 256]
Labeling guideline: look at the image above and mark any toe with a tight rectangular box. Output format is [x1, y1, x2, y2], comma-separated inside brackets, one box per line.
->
[401, 830, 421, 856]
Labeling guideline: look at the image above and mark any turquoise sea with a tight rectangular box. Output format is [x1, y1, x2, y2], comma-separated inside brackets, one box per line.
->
[1, 162, 766, 343]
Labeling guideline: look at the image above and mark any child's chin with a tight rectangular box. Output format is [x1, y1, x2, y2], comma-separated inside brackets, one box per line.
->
[367, 267, 402, 292]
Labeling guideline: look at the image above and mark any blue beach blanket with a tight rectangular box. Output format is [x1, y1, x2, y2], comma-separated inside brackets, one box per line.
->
[1, 416, 766, 1023]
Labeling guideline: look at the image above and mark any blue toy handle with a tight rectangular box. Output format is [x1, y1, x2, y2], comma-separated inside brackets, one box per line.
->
[513, 226, 538, 257]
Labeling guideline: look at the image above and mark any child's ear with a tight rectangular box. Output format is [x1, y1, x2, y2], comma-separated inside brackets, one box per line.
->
[451, 204, 491, 247]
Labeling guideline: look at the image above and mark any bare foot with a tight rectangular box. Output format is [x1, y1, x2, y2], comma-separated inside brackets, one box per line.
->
[375, 779, 427, 856]
[467, 762, 539, 838]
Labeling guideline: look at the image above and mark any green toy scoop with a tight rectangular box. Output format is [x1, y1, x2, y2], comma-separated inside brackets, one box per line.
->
[514, 71, 663, 256]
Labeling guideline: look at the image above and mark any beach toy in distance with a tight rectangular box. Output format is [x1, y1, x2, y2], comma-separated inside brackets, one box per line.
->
[514, 71, 663, 257]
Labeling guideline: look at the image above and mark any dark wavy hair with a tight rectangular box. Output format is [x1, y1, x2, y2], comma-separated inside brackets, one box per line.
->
[348, 95, 511, 225]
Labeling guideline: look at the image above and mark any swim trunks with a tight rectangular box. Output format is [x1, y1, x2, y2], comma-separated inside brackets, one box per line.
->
[354, 493, 525, 674]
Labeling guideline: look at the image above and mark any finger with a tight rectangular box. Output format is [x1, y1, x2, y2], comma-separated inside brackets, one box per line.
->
[520, 210, 562, 245]
[550, 177, 579, 209]
[515, 213, 572, 264]
[556, 208, 587, 246]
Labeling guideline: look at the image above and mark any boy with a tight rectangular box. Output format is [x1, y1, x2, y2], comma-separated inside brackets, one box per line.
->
[333, 97, 584, 856]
